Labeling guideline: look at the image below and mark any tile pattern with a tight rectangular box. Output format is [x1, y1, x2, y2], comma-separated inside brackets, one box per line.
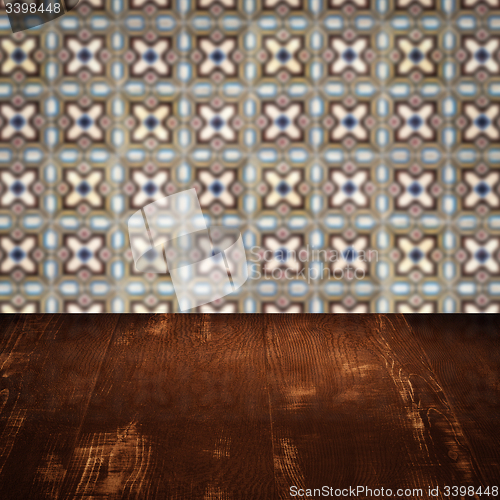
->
[0, 0, 500, 312]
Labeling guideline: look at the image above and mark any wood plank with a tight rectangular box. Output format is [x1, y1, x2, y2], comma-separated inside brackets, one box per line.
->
[0, 314, 120, 499]
[405, 314, 500, 486]
[0, 314, 62, 489]
[264, 314, 484, 499]
[371, 315, 485, 493]
[58, 314, 274, 499]
[0, 314, 15, 336]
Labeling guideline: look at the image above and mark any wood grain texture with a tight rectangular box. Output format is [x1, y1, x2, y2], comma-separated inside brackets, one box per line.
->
[58, 314, 274, 500]
[0, 314, 498, 500]
[0, 314, 120, 499]
[264, 315, 484, 500]
[405, 315, 500, 486]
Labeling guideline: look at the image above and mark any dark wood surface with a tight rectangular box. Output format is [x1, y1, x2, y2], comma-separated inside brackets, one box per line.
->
[0, 314, 498, 499]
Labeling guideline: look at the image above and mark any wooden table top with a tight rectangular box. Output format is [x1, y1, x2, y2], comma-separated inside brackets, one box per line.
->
[0, 314, 498, 499]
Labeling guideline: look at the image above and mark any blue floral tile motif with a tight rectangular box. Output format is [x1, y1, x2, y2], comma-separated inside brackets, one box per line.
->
[0, 0, 500, 312]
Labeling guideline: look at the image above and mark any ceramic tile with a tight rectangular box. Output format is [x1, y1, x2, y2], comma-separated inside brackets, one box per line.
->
[0, 0, 499, 312]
